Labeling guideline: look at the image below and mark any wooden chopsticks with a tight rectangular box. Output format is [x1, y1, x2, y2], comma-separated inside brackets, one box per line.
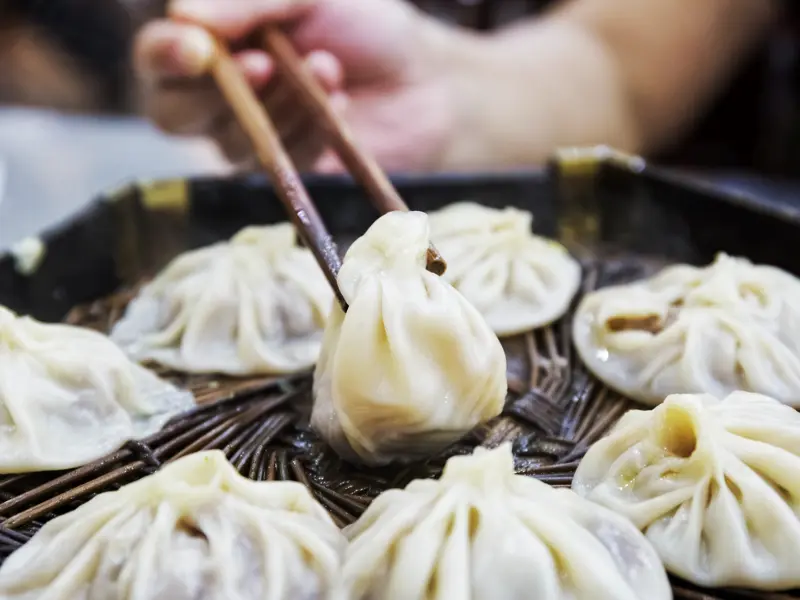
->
[207, 29, 448, 313]
[261, 29, 446, 276]
[209, 39, 348, 311]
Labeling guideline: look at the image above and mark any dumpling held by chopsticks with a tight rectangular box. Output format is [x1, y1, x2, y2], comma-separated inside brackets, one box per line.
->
[111, 224, 333, 376]
[311, 211, 507, 466]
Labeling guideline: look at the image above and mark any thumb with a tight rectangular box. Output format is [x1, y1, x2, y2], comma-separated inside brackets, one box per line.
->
[169, 0, 315, 41]
[134, 21, 217, 79]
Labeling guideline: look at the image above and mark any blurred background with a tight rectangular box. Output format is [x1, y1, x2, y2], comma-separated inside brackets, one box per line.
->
[1, 0, 799, 246]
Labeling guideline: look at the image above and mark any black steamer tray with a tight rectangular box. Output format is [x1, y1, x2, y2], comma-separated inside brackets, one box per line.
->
[1, 147, 799, 600]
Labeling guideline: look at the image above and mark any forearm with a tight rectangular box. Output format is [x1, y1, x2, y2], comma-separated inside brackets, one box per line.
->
[429, 19, 637, 169]
[426, 0, 780, 170]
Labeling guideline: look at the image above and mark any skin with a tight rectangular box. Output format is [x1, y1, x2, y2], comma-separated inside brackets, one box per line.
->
[134, 0, 781, 173]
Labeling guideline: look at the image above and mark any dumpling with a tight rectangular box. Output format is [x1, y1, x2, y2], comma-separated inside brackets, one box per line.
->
[427, 202, 581, 335]
[311, 211, 507, 466]
[572, 253, 800, 406]
[0, 305, 193, 473]
[572, 391, 800, 590]
[111, 224, 333, 375]
[0, 451, 347, 600]
[343, 444, 671, 600]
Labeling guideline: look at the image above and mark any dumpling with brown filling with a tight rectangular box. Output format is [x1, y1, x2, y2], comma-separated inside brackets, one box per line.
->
[572, 253, 800, 406]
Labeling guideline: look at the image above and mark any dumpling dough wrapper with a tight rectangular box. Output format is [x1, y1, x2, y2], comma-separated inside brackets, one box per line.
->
[428, 202, 581, 336]
[573, 253, 800, 406]
[344, 444, 671, 600]
[0, 305, 193, 473]
[574, 390, 800, 590]
[112, 224, 333, 375]
[0, 451, 347, 600]
[312, 211, 507, 466]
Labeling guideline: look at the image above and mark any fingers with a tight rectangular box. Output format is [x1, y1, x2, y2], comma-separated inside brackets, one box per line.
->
[146, 84, 223, 135]
[168, 0, 314, 40]
[134, 20, 216, 81]
[136, 0, 343, 171]
[313, 149, 346, 174]
[285, 93, 349, 172]
[142, 50, 273, 135]
[211, 81, 305, 165]
[137, 0, 317, 81]
[299, 50, 343, 95]
[136, 19, 275, 85]
[208, 50, 345, 166]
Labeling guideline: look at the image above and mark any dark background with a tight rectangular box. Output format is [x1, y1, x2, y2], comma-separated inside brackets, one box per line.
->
[2, 0, 800, 176]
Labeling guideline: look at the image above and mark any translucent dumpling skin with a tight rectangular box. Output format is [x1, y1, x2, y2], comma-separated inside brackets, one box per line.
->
[573, 253, 800, 406]
[428, 202, 581, 336]
[111, 224, 333, 375]
[573, 391, 800, 590]
[311, 211, 507, 466]
[343, 444, 671, 600]
[0, 451, 347, 600]
[0, 306, 193, 473]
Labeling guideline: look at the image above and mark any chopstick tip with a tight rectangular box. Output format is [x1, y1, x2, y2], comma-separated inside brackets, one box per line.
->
[426, 247, 447, 276]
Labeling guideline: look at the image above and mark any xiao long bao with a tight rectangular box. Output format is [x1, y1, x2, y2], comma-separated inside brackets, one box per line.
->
[312, 211, 507, 466]
[0, 452, 347, 600]
[428, 202, 581, 336]
[0, 305, 193, 473]
[343, 444, 672, 600]
[572, 253, 800, 406]
[111, 224, 333, 376]
[573, 391, 800, 590]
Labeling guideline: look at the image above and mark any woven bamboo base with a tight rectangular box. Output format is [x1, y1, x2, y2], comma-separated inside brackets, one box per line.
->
[0, 257, 796, 599]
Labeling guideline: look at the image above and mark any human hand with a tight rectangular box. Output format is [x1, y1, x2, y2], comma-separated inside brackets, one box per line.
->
[134, 0, 460, 173]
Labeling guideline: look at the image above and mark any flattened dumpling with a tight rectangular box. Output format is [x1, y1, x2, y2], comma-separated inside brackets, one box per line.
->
[0, 305, 193, 473]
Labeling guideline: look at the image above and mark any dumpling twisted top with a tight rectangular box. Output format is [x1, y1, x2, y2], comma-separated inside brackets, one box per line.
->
[343, 444, 671, 600]
[312, 211, 507, 466]
[574, 390, 800, 589]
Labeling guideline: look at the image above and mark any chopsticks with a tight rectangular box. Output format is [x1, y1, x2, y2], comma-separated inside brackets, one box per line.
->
[260, 29, 446, 276]
[207, 30, 448, 313]
[209, 40, 348, 311]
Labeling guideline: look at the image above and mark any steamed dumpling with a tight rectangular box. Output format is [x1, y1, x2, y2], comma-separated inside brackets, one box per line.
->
[0, 306, 193, 473]
[311, 211, 507, 466]
[573, 391, 800, 590]
[572, 253, 800, 406]
[111, 224, 333, 375]
[343, 444, 671, 600]
[428, 202, 581, 335]
[0, 451, 347, 600]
